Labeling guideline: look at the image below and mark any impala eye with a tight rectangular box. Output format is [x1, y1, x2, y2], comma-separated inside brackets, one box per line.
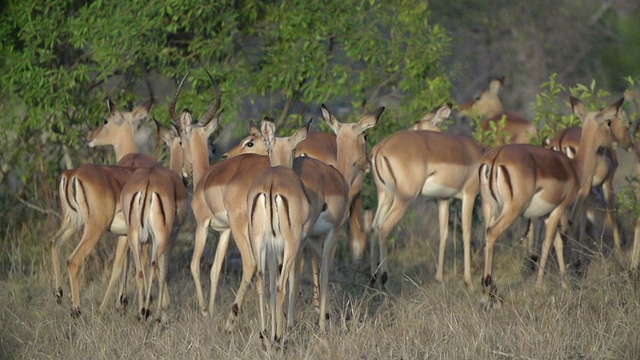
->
[247, 141, 254, 148]
[607, 119, 612, 127]
[103, 117, 109, 125]
[363, 134, 368, 141]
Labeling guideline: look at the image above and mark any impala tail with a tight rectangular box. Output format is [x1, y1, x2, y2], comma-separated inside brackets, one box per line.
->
[480, 148, 514, 207]
[59, 172, 94, 229]
[250, 190, 291, 271]
[129, 189, 173, 244]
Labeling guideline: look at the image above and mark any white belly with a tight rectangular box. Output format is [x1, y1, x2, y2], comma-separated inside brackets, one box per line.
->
[421, 180, 459, 198]
[523, 195, 557, 218]
[110, 212, 127, 235]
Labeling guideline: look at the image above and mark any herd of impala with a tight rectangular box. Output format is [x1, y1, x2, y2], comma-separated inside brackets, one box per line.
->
[49, 72, 640, 348]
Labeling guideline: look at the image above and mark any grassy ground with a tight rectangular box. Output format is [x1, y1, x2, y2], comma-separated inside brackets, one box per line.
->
[2, 198, 640, 359]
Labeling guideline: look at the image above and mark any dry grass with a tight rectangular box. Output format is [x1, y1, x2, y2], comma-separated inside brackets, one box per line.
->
[2, 201, 640, 360]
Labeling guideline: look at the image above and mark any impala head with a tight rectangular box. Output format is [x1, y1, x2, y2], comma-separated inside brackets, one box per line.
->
[155, 118, 183, 174]
[410, 103, 452, 131]
[321, 104, 384, 193]
[221, 122, 267, 159]
[175, 70, 222, 181]
[571, 96, 624, 150]
[259, 117, 311, 168]
[459, 77, 504, 119]
[86, 98, 153, 148]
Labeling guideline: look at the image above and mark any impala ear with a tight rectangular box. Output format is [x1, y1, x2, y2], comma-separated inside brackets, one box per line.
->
[489, 78, 503, 95]
[570, 96, 587, 121]
[156, 118, 179, 147]
[321, 104, 341, 134]
[598, 98, 624, 123]
[106, 99, 117, 114]
[290, 118, 311, 148]
[260, 117, 276, 147]
[249, 121, 261, 137]
[132, 98, 154, 122]
[201, 110, 220, 137]
[356, 106, 384, 133]
[433, 104, 452, 124]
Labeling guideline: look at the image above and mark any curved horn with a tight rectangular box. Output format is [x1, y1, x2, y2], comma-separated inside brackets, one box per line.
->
[169, 71, 190, 124]
[199, 68, 222, 126]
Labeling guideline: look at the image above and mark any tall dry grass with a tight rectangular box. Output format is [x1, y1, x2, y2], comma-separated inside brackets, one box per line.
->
[2, 198, 640, 359]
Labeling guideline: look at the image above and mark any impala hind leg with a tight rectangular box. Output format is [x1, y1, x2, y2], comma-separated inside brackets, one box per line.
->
[481, 207, 520, 308]
[67, 223, 110, 317]
[319, 229, 339, 332]
[535, 208, 566, 291]
[347, 194, 367, 265]
[225, 231, 257, 332]
[371, 195, 411, 289]
[98, 235, 129, 316]
[208, 229, 231, 314]
[51, 217, 78, 304]
[190, 219, 210, 316]
[435, 199, 451, 284]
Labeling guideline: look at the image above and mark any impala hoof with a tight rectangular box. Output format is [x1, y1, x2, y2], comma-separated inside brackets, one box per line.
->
[55, 288, 63, 304]
[70, 307, 81, 318]
[118, 295, 129, 308]
[138, 308, 151, 321]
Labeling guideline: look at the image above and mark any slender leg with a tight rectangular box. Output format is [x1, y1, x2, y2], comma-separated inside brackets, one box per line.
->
[435, 199, 450, 284]
[51, 217, 78, 304]
[98, 235, 129, 316]
[190, 218, 210, 316]
[208, 229, 231, 314]
[67, 222, 110, 316]
[535, 208, 566, 291]
[319, 229, 339, 332]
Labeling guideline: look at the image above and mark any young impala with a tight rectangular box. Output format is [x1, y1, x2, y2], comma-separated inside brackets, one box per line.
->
[479, 96, 624, 306]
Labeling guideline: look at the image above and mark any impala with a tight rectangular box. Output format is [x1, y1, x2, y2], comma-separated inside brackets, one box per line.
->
[223, 122, 369, 266]
[460, 77, 537, 145]
[546, 108, 632, 253]
[369, 103, 483, 289]
[51, 98, 156, 316]
[221, 106, 382, 330]
[479, 96, 623, 305]
[114, 119, 188, 320]
[247, 118, 316, 347]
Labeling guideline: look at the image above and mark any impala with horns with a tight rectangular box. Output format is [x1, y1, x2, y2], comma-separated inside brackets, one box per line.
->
[51, 98, 158, 316]
[479, 96, 624, 306]
[460, 77, 537, 145]
[546, 108, 632, 254]
[369, 103, 482, 289]
[247, 118, 317, 348]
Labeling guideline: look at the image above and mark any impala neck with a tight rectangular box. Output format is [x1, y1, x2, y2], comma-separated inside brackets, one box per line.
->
[191, 129, 212, 190]
[574, 120, 600, 197]
[112, 132, 138, 163]
[168, 139, 183, 174]
[335, 137, 361, 204]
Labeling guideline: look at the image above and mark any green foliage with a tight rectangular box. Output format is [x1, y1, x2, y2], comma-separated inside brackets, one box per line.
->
[471, 113, 511, 148]
[531, 74, 611, 146]
[0, 0, 453, 225]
